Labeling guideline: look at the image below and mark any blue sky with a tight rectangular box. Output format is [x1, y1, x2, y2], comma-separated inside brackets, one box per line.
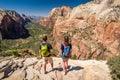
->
[0, 0, 91, 17]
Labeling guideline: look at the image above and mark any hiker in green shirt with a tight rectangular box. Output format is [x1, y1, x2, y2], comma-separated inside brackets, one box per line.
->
[39, 36, 53, 74]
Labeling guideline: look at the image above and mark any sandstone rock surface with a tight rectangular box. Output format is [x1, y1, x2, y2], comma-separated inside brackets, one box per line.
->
[0, 57, 112, 80]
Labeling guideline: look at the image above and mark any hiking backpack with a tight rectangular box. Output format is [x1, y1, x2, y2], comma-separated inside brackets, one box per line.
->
[61, 44, 71, 57]
[40, 44, 50, 57]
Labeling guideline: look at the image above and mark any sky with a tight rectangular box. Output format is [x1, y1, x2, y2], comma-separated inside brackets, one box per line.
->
[0, 0, 91, 17]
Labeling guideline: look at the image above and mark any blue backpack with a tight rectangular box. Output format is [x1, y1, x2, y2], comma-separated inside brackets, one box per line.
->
[61, 44, 71, 58]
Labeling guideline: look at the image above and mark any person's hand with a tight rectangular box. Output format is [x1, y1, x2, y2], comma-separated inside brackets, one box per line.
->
[57, 54, 60, 57]
[37, 56, 42, 59]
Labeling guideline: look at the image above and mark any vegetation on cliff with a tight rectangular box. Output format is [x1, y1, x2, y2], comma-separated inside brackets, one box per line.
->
[0, 23, 52, 57]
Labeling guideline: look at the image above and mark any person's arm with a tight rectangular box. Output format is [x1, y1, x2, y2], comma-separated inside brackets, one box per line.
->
[57, 49, 62, 57]
[57, 44, 63, 57]
[38, 43, 42, 58]
[47, 43, 52, 52]
[48, 43, 53, 55]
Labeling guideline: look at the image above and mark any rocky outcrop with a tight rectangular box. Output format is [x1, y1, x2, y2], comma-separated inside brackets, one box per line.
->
[0, 9, 29, 39]
[93, 0, 120, 5]
[0, 57, 112, 80]
[21, 14, 31, 25]
[40, 6, 73, 28]
[5, 10, 24, 25]
[41, 0, 120, 59]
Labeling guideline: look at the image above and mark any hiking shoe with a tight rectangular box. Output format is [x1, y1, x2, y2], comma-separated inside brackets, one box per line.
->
[64, 71, 67, 75]
[51, 68, 55, 71]
[44, 71, 47, 74]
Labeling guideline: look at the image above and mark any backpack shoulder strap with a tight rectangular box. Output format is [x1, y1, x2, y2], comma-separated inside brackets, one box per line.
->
[40, 42, 48, 49]
[69, 43, 72, 50]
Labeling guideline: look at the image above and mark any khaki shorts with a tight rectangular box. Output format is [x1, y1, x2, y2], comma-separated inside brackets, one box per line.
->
[42, 57, 53, 64]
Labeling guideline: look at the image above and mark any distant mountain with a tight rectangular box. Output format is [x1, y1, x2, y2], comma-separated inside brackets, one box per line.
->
[21, 14, 31, 25]
[22, 14, 43, 23]
[5, 10, 24, 25]
[0, 9, 29, 40]
[30, 16, 43, 23]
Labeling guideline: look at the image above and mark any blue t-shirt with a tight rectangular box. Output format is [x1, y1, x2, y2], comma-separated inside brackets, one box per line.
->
[61, 44, 72, 58]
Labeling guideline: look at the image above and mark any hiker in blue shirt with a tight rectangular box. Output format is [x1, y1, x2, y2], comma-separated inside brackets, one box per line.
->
[58, 36, 72, 75]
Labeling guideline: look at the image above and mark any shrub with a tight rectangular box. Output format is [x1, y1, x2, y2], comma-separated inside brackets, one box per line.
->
[107, 56, 120, 80]
[71, 54, 77, 60]
[0, 50, 21, 57]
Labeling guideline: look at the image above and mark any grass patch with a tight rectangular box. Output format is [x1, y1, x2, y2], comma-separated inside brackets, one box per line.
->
[0, 50, 21, 57]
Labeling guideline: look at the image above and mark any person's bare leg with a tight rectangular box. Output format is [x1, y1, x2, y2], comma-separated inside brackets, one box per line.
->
[51, 62, 53, 70]
[44, 63, 47, 74]
[49, 58, 53, 70]
[66, 59, 68, 70]
[64, 59, 68, 75]
[62, 59, 66, 73]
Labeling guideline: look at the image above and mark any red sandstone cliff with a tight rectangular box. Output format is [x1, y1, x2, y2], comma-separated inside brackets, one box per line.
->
[40, 6, 73, 28]
[40, 0, 120, 59]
